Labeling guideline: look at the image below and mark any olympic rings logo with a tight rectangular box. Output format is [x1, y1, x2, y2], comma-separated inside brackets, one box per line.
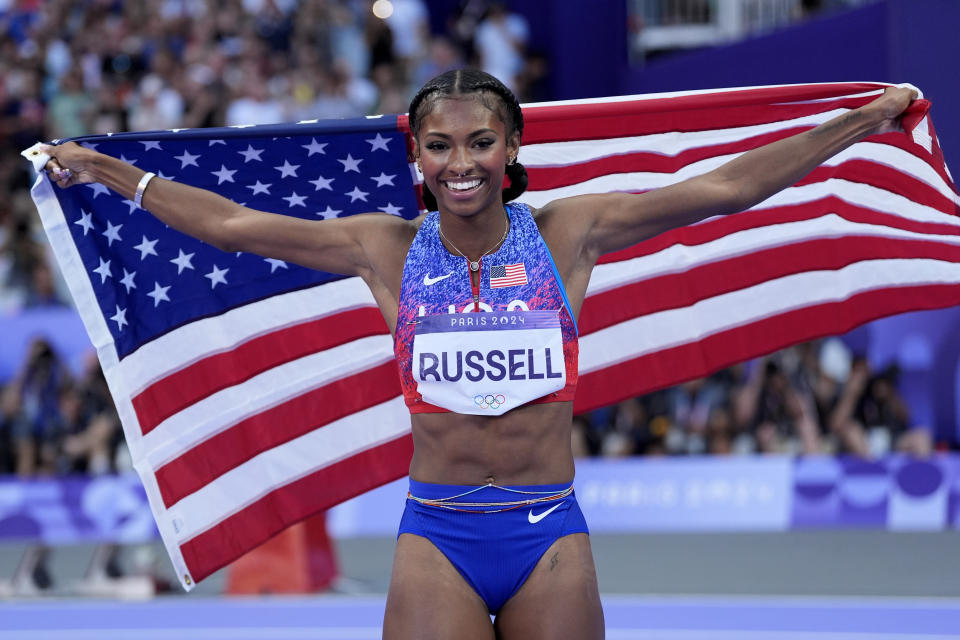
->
[474, 393, 506, 410]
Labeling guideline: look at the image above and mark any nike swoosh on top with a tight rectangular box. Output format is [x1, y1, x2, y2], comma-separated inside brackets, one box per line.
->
[527, 502, 563, 524]
[423, 272, 453, 286]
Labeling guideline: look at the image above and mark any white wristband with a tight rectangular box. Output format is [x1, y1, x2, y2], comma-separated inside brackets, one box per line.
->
[134, 172, 156, 209]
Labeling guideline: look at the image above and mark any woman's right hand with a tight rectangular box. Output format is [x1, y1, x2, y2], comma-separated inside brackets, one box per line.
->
[42, 141, 98, 189]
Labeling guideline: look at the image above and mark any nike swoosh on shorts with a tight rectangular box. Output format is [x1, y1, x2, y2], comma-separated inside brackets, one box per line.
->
[527, 502, 563, 524]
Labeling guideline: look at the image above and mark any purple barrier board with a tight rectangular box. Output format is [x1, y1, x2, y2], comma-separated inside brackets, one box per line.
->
[0, 474, 157, 544]
[2, 456, 957, 544]
[792, 455, 960, 530]
[328, 455, 960, 537]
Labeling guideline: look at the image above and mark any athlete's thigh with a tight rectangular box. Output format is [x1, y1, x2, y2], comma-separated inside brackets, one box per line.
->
[493, 533, 604, 640]
[383, 533, 495, 640]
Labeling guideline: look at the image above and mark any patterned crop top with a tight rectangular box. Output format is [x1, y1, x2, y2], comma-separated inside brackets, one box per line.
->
[394, 202, 578, 414]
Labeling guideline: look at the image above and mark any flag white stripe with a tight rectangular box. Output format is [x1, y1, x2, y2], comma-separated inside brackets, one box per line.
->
[141, 335, 395, 467]
[525, 176, 960, 230]
[112, 276, 379, 399]
[167, 397, 410, 543]
[579, 258, 960, 373]
[585, 214, 960, 296]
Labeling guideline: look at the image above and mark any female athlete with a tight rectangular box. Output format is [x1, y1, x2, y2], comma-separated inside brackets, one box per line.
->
[43, 69, 916, 639]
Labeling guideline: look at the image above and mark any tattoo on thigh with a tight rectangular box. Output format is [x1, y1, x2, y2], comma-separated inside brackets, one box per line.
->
[549, 552, 559, 571]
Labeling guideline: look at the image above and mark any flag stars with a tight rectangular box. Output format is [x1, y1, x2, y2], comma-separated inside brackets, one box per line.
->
[264, 258, 288, 273]
[174, 149, 201, 168]
[123, 199, 140, 214]
[246, 180, 272, 195]
[238, 145, 265, 163]
[134, 235, 158, 259]
[102, 221, 123, 246]
[302, 138, 328, 156]
[110, 305, 128, 331]
[283, 192, 307, 207]
[205, 264, 229, 288]
[147, 282, 171, 307]
[74, 210, 94, 236]
[141, 140, 162, 151]
[346, 186, 369, 203]
[338, 154, 363, 173]
[92, 258, 112, 283]
[371, 172, 396, 187]
[380, 202, 403, 216]
[86, 183, 111, 198]
[170, 249, 195, 274]
[275, 160, 300, 178]
[211, 165, 237, 184]
[309, 175, 334, 191]
[120, 269, 137, 293]
[209, 139, 226, 146]
[366, 133, 391, 152]
[317, 205, 341, 219]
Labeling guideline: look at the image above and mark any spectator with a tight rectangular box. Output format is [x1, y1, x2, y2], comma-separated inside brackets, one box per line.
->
[382, 0, 430, 81]
[474, 2, 529, 92]
[128, 73, 184, 131]
[57, 354, 122, 474]
[7, 338, 70, 476]
[829, 357, 932, 458]
[46, 68, 96, 140]
[225, 72, 286, 126]
[733, 353, 822, 455]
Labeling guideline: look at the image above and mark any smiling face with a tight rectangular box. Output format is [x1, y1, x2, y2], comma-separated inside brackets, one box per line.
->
[416, 95, 519, 220]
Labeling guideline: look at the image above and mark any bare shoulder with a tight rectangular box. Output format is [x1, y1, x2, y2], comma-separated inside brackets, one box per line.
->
[351, 210, 423, 268]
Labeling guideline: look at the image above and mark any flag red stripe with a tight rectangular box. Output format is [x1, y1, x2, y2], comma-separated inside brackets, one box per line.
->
[523, 94, 877, 143]
[528, 139, 957, 218]
[526, 127, 810, 190]
[870, 131, 957, 192]
[179, 433, 414, 583]
[596, 198, 960, 266]
[155, 360, 402, 508]
[797, 161, 959, 216]
[574, 283, 960, 414]
[132, 307, 389, 435]
[579, 237, 960, 336]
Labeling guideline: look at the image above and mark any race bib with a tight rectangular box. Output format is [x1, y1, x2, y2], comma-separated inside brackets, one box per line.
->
[412, 310, 566, 415]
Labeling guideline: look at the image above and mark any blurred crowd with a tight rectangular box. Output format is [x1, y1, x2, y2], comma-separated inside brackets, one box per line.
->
[572, 338, 933, 460]
[0, 0, 545, 311]
[0, 1, 936, 479]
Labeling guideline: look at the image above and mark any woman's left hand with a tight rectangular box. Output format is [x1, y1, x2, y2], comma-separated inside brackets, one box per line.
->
[865, 85, 919, 135]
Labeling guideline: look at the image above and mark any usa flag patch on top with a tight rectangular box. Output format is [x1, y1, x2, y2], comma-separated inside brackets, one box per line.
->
[490, 263, 528, 288]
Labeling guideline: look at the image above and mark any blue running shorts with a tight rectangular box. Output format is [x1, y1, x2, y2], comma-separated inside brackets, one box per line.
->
[398, 480, 589, 613]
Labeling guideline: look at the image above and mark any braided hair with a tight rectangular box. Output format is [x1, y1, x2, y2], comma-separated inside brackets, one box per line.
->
[408, 69, 528, 211]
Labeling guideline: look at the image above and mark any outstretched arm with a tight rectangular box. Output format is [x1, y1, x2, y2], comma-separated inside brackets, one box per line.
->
[541, 86, 918, 264]
[42, 142, 411, 277]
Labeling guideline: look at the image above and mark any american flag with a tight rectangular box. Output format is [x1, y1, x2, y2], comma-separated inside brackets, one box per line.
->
[27, 82, 960, 589]
[489, 263, 529, 288]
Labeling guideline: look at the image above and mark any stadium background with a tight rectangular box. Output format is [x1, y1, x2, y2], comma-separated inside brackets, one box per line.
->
[1, 0, 959, 637]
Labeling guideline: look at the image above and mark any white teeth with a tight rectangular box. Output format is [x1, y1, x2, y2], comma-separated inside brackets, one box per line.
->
[445, 179, 481, 191]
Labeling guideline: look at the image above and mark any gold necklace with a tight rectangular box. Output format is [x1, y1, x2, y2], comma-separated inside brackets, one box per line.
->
[438, 210, 509, 272]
